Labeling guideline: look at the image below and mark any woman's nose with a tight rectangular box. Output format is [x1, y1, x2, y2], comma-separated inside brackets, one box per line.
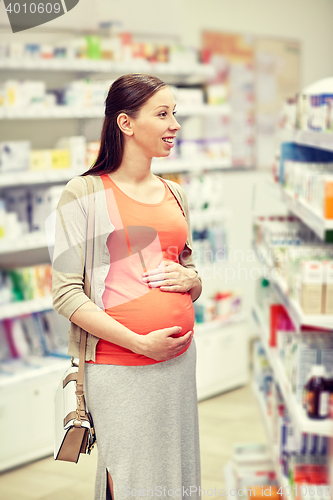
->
[171, 117, 181, 131]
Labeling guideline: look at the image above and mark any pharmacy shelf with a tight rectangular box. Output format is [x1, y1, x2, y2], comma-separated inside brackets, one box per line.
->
[152, 157, 232, 174]
[251, 380, 288, 493]
[252, 305, 333, 437]
[0, 169, 80, 188]
[0, 232, 49, 255]
[280, 129, 333, 153]
[0, 159, 233, 188]
[0, 205, 229, 260]
[0, 296, 53, 321]
[0, 356, 69, 389]
[253, 241, 333, 331]
[0, 58, 216, 77]
[194, 313, 246, 336]
[0, 104, 230, 120]
[280, 188, 333, 243]
[252, 380, 273, 442]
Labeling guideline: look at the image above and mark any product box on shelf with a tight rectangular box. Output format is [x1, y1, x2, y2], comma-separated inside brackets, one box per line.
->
[253, 214, 333, 316]
[0, 137, 86, 174]
[4, 188, 30, 234]
[281, 160, 333, 219]
[193, 289, 242, 323]
[0, 142, 30, 173]
[270, 304, 289, 347]
[230, 443, 277, 496]
[171, 86, 205, 107]
[1, 184, 64, 238]
[0, 309, 69, 368]
[55, 136, 86, 171]
[30, 186, 63, 232]
[3, 80, 46, 108]
[205, 83, 227, 105]
[31, 149, 70, 171]
[50, 150, 71, 170]
[290, 337, 319, 404]
[7, 264, 52, 301]
[301, 261, 323, 314]
[30, 150, 50, 171]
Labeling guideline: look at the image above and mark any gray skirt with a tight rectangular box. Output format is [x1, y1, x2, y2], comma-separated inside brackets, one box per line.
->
[84, 339, 201, 500]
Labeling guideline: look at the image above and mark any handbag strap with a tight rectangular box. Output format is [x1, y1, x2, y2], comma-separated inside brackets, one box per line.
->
[75, 175, 95, 400]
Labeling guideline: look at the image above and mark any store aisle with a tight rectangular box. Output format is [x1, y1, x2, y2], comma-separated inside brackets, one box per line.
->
[0, 383, 266, 500]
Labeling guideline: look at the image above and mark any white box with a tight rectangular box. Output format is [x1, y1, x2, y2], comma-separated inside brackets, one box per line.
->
[0, 141, 30, 173]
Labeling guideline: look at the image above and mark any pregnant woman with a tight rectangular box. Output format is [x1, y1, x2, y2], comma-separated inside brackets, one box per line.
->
[52, 73, 202, 500]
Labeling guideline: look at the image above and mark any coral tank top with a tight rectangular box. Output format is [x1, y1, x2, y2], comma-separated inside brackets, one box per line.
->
[87, 174, 195, 365]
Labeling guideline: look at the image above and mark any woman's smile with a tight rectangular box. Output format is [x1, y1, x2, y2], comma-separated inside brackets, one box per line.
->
[162, 135, 176, 148]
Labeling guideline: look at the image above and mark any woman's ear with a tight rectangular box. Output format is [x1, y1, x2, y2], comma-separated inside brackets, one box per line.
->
[117, 113, 133, 136]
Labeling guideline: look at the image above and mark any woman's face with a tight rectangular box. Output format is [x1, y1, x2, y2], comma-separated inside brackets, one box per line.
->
[129, 86, 181, 158]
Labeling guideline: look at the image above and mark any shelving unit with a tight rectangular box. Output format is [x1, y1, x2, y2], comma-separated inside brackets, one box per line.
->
[195, 314, 249, 402]
[0, 158, 233, 189]
[252, 305, 333, 437]
[280, 128, 333, 153]
[253, 241, 333, 331]
[195, 313, 246, 334]
[0, 58, 216, 77]
[278, 128, 333, 243]
[0, 356, 69, 389]
[0, 296, 53, 321]
[251, 121, 333, 491]
[281, 188, 333, 243]
[251, 381, 288, 492]
[0, 356, 70, 473]
[0, 104, 230, 120]
[0, 169, 80, 188]
[0, 232, 48, 256]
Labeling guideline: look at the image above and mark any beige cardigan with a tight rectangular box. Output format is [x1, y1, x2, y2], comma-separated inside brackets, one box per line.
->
[52, 174, 201, 361]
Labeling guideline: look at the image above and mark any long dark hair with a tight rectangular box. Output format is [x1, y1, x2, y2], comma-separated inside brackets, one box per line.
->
[81, 73, 167, 176]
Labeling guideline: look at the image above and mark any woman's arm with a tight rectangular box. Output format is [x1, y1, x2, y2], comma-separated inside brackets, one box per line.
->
[188, 272, 202, 302]
[70, 301, 193, 361]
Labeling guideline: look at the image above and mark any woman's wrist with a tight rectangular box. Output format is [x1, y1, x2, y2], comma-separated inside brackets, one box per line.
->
[189, 274, 202, 302]
[188, 268, 198, 285]
[128, 331, 147, 355]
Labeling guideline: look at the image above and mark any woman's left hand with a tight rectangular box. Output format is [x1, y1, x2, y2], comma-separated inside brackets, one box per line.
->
[142, 260, 197, 293]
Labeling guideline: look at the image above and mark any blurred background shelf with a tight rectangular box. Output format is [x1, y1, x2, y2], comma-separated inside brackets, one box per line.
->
[0, 296, 53, 321]
[281, 188, 333, 242]
[281, 129, 333, 152]
[253, 241, 333, 330]
[0, 58, 216, 78]
[251, 380, 289, 494]
[252, 305, 333, 437]
[0, 232, 48, 255]
[196, 314, 249, 402]
[0, 104, 230, 120]
[0, 159, 235, 188]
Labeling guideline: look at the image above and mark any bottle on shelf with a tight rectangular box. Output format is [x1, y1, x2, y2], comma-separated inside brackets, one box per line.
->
[306, 365, 330, 420]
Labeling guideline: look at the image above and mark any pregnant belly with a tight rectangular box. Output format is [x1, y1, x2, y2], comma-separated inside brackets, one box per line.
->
[95, 289, 195, 364]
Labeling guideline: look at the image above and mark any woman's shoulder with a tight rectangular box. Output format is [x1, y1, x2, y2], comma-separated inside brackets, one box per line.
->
[159, 176, 187, 201]
[61, 174, 104, 200]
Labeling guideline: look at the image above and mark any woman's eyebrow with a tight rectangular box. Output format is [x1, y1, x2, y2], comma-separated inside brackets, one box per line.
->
[154, 104, 177, 110]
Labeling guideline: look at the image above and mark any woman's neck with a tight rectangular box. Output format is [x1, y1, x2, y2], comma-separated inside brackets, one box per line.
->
[112, 147, 154, 185]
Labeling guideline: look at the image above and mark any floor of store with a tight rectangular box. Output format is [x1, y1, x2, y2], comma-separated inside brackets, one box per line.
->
[0, 383, 267, 500]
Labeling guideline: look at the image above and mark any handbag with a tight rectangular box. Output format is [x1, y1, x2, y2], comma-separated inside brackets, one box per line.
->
[54, 176, 96, 463]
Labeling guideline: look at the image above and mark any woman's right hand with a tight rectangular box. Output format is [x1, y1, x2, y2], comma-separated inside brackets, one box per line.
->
[135, 327, 193, 361]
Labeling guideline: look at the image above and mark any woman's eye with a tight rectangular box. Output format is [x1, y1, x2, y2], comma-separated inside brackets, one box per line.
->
[173, 111, 177, 116]
[159, 112, 167, 117]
